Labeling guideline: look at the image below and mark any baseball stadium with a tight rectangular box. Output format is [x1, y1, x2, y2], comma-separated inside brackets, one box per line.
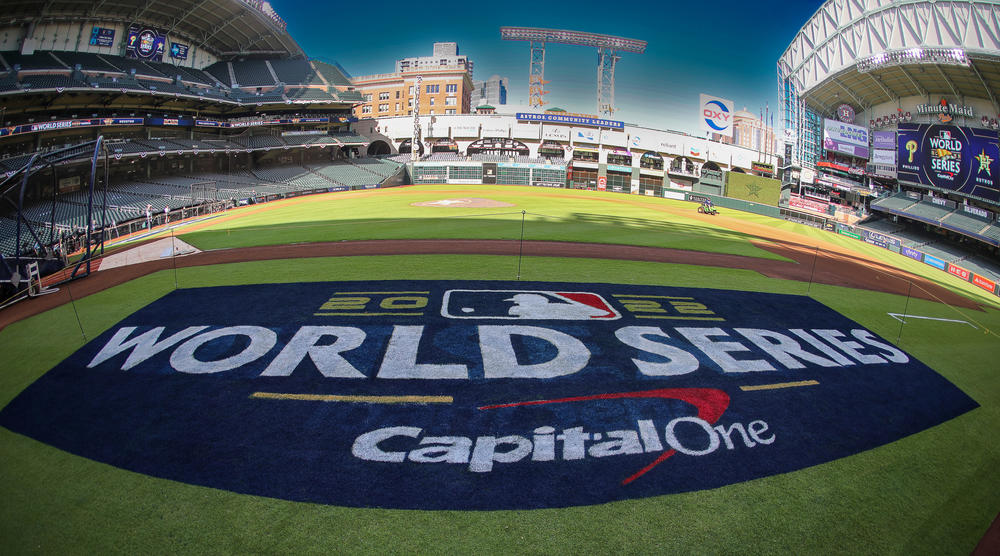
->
[1, 0, 999, 553]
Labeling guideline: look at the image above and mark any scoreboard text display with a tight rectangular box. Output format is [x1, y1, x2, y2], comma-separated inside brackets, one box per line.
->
[897, 123, 1000, 202]
[126, 24, 166, 61]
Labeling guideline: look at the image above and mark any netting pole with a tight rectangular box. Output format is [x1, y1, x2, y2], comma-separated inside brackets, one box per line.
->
[65, 283, 87, 343]
[896, 280, 914, 346]
[516, 210, 526, 280]
[807, 245, 819, 295]
[172, 227, 179, 290]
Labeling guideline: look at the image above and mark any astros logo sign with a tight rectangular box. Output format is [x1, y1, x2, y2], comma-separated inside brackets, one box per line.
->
[0, 281, 977, 510]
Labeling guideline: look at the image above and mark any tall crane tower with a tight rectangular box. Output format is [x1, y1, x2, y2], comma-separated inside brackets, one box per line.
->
[500, 27, 646, 116]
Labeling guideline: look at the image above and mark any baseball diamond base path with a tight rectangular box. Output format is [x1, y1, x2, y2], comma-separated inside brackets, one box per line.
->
[0, 237, 987, 331]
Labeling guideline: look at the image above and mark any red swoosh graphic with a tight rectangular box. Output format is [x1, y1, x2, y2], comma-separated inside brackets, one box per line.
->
[479, 388, 730, 485]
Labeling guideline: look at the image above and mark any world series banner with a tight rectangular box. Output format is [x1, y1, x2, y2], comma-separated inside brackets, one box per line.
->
[0, 281, 977, 510]
[897, 123, 1000, 202]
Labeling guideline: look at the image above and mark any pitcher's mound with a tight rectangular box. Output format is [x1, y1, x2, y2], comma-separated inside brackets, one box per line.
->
[412, 198, 515, 208]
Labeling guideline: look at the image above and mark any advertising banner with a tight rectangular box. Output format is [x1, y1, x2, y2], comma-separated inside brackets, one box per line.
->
[125, 24, 166, 61]
[451, 124, 479, 137]
[481, 122, 509, 137]
[659, 136, 684, 156]
[873, 131, 895, 150]
[573, 128, 599, 144]
[516, 112, 623, 130]
[872, 149, 895, 166]
[542, 125, 569, 141]
[823, 119, 870, 159]
[972, 274, 997, 293]
[789, 194, 829, 214]
[601, 129, 627, 147]
[947, 264, 971, 281]
[512, 123, 540, 140]
[861, 229, 900, 249]
[923, 254, 947, 270]
[699, 94, 734, 138]
[686, 138, 707, 159]
[897, 123, 1000, 202]
[169, 42, 189, 60]
[89, 27, 115, 47]
[900, 246, 924, 261]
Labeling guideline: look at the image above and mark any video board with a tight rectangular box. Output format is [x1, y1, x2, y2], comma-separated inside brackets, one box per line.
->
[126, 24, 166, 61]
[897, 123, 1000, 202]
[823, 118, 869, 159]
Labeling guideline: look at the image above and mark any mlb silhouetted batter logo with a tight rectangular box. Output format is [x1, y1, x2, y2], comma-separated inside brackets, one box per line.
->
[442, 289, 620, 320]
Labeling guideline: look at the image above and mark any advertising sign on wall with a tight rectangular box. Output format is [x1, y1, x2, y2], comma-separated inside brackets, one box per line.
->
[481, 122, 509, 137]
[897, 123, 1000, 202]
[601, 129, 627, 147]
[451, 124, 479, 137]
[873, 131, 895, 150]
[542, 125, 569, 141]
[823, 119, 869, 159]
[573, 128, 598, 144]
[169, 42, 189, 60]
[516, 113, 623, 130]
[872, 149, 896, 165]
[699, 94, 734, 138]
[89, 27, 115, 47]
[512, 123, 540, 140]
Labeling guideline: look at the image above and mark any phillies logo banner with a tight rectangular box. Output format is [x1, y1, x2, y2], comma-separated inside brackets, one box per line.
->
[898, 123, 1000, 202]
[0, 281, 976, 510]
[699, 94, 734, 138]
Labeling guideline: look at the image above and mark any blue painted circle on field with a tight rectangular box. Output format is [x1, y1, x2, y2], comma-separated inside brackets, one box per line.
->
[0, 281, 977, 509]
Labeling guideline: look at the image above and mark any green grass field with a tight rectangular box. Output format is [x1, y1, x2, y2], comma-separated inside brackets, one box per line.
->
[2, 185, 999, 553]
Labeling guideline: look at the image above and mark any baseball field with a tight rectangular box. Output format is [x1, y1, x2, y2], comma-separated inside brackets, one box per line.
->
[1, 184, 998, 553]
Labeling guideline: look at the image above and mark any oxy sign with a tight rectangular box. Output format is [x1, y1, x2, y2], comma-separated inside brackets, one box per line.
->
[700, 94, 734, 138]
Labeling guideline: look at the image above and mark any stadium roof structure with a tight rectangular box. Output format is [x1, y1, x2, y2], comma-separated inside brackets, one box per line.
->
[778, 0, 1000, 116]
[2, 0, 305, 59]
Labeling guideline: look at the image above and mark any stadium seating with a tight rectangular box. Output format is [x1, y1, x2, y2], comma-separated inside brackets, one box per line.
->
[231, 60, 276, 87]
[940, 211, 993, 236]
[20, 74, 86, 90]
[1, 51, 63, 70]
[903, 201, 954, 223]
[270, 60, 322, 85]
[50, 51, 119, 72]
[202, 62, 234, 87]
[311, 60, 353, 87]
[870, 192, 919, 212]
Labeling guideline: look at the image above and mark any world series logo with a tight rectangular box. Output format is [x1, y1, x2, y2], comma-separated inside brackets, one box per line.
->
[0, 281, 977, 509]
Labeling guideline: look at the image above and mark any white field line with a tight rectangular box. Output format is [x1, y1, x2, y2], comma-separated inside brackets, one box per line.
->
[887, 313, 978, 329]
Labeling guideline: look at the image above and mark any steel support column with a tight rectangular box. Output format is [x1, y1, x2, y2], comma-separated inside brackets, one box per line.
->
[597, 47, 619, 116]
[528, 41, 546, 108]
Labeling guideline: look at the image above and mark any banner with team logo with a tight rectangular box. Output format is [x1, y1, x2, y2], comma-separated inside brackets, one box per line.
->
[0, 281, 976, 510]
[897, 123, 1000, 202]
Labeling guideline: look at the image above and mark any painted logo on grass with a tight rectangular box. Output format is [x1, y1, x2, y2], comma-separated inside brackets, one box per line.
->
[0, 281, 978, 509]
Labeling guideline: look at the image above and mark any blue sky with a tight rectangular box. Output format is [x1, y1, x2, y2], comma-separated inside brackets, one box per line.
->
[274, 0, 826, 134]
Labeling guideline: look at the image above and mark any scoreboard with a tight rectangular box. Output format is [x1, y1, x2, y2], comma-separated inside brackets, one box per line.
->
[897, 123, 1000, 202]
[125, 24, 166, 61]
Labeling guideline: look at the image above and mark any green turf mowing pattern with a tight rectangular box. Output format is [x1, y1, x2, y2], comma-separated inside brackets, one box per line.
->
[178, 185, 791, 262]
[1, 254, 998, 553]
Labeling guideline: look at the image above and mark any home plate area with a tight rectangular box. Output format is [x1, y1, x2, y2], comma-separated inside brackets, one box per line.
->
[411, 198, 515, 208]
[0, 280, 977, 510]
